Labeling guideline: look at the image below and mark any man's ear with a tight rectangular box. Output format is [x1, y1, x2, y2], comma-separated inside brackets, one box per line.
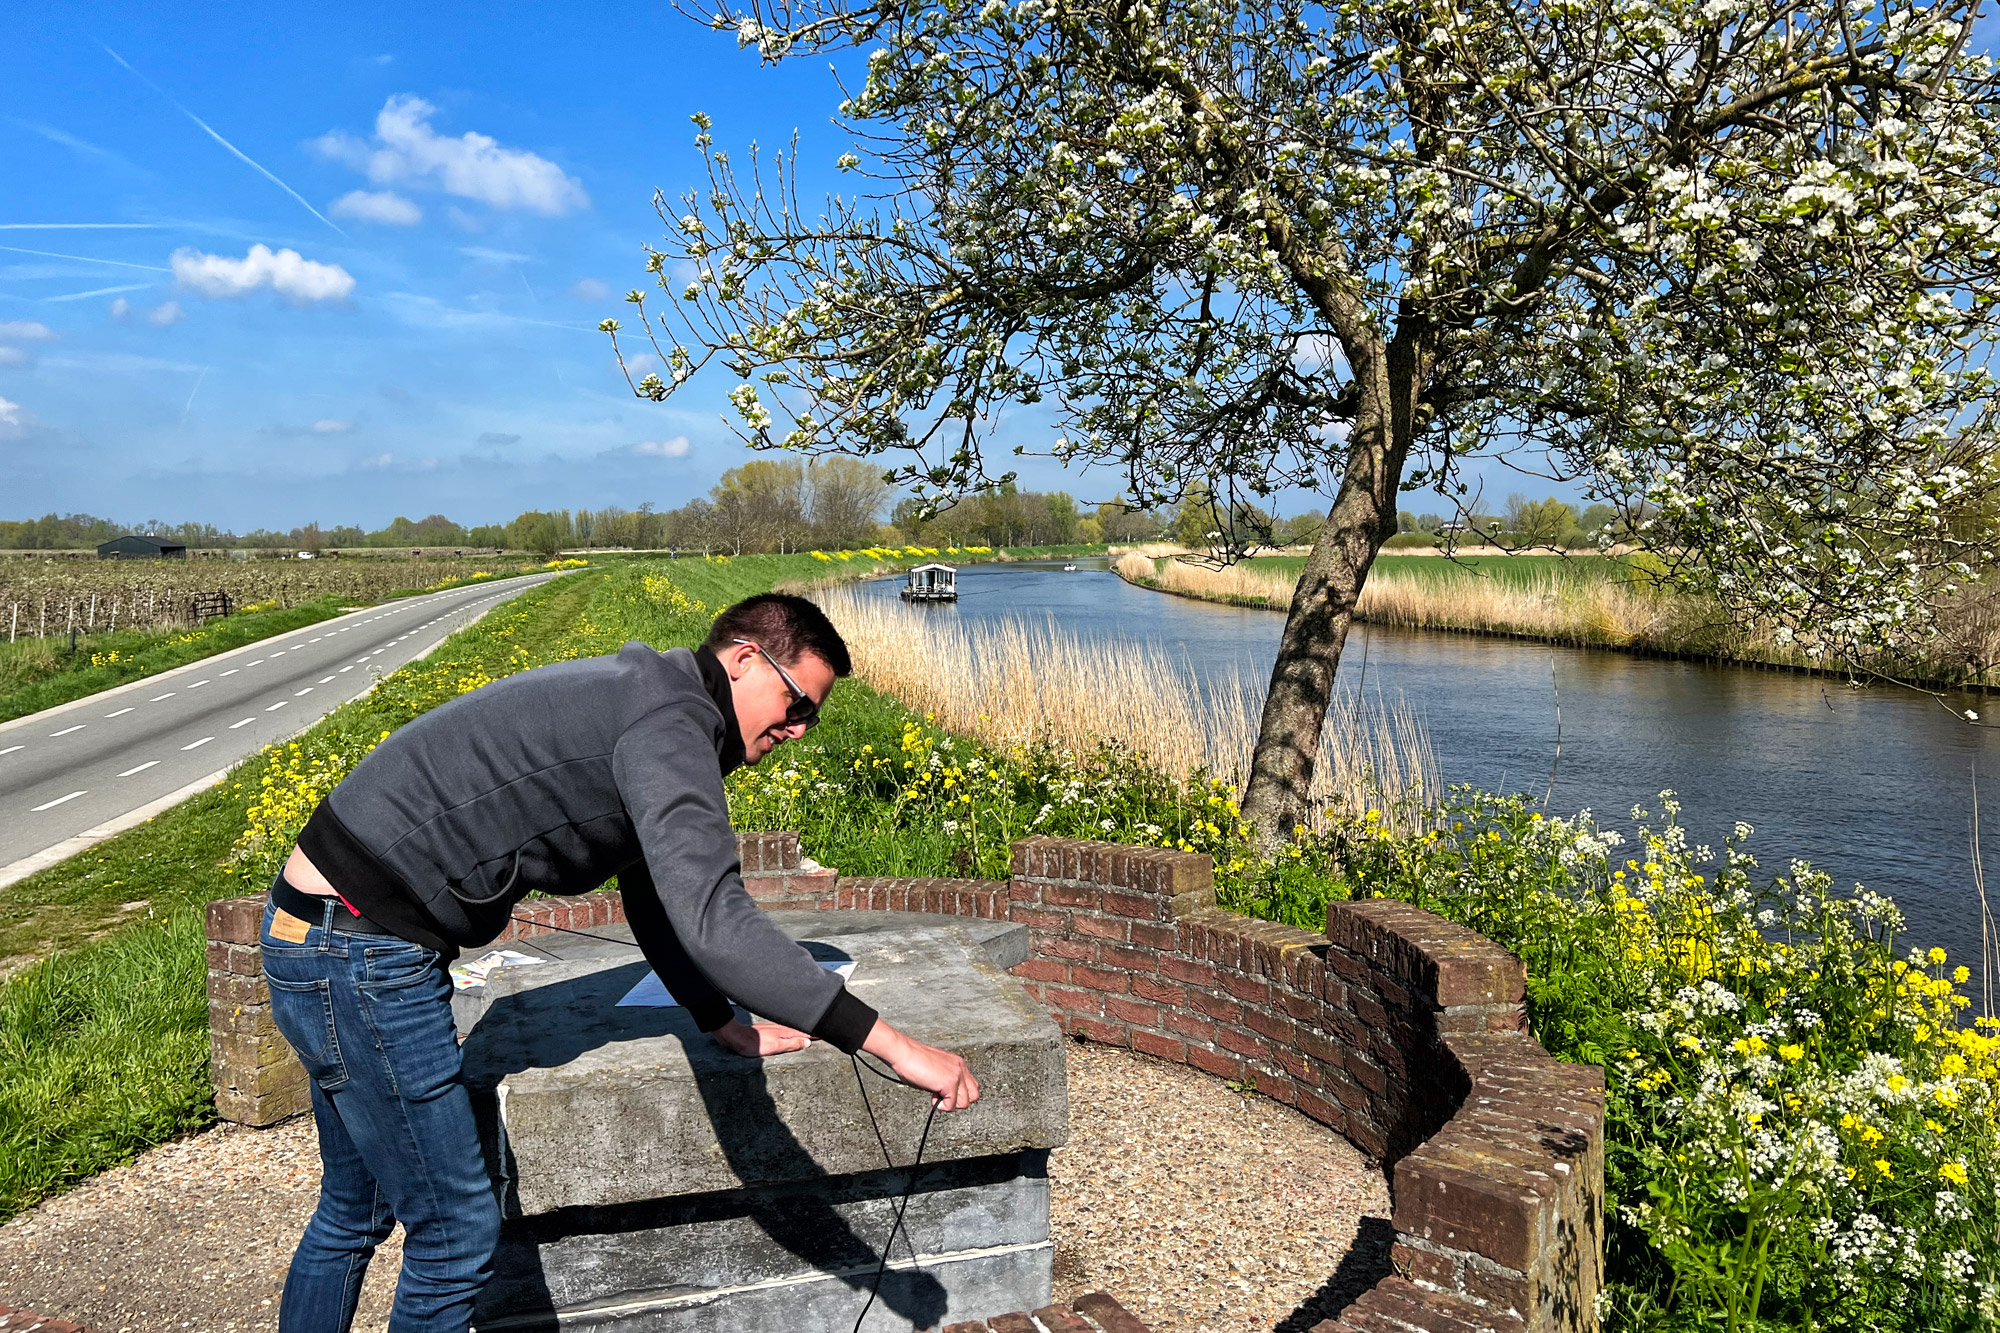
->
[719, 639, 758, 681]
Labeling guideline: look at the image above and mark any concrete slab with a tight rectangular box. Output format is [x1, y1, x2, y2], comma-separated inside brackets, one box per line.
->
[475, 1152, 1051, 1331]
[461, 923, 1067, 1214]
[454, 912, 1029, 1036]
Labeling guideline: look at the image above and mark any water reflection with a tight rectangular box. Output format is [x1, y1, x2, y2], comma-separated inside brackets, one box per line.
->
[851, 559, 1995, 968]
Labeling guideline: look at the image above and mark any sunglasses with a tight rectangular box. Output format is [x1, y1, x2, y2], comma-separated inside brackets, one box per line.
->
[733, 638, 821, 730]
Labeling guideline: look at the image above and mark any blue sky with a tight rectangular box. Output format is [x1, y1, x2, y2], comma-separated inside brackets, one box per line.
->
[1, 4, 1751, 534]
[0, 2, 1007, 532]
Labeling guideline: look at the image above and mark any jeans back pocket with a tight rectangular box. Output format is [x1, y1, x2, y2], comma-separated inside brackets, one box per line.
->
[263, 967, 350, 1089]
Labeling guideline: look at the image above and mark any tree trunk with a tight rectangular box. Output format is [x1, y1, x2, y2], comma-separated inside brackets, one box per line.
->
[1240, 332, 1421, 853]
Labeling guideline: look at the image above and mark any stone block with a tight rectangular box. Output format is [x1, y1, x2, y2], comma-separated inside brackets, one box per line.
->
[476, 1154, 1051, 1332]
[460, 918, 1067, 1331]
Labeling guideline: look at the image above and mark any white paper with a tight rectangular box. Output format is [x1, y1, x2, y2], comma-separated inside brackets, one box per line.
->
[448, 949, 546, 991]
[617, 959, 856, 1008]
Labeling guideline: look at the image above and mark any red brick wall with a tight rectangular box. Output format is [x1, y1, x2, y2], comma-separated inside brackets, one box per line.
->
[205, 830, 1602, 1332]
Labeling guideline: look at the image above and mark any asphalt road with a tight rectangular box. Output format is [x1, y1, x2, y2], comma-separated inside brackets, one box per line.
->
[0, 571, 563, 885]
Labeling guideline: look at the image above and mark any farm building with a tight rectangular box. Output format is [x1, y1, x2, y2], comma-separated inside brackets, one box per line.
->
[97, 534, 188, 560]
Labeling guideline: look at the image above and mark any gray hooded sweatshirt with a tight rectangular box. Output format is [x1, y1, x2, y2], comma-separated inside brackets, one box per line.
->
[294, 642, 877, 1051]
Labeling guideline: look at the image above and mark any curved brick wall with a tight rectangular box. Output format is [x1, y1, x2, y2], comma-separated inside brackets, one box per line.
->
[207, 830, 1602, 1333]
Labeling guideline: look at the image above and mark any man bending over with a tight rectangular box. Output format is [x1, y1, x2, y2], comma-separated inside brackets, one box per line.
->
[260, 592, 978, 1332]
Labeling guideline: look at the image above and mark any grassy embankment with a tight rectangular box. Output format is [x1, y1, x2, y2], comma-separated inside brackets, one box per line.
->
[0, 561, 567, 724]
[1115, 549, 2000, 688]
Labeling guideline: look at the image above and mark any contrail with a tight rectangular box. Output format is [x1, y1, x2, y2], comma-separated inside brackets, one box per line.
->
[0, 245, 170, 271]
[45, 283, 152, 302]
[98, 43, 346, 237]
[180, 365, 210, 431]
[0, 223, 158, 230]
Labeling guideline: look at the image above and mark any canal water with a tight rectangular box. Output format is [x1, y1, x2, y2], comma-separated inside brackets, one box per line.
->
[852, 558, 1997, 970]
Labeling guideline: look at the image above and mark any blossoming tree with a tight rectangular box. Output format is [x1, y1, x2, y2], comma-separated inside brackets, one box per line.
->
[608, 0, 2000, 848]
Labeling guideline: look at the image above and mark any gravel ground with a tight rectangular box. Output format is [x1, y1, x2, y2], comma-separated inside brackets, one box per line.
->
[0, 1120, 402, 1333]
[0, 1041, 1387, 1333]
[1048, 1041, 1391, 1333]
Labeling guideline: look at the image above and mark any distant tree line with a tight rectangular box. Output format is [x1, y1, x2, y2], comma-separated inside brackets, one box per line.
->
[23, 479, 1613, 558]
[1388, 496, 1637, 551]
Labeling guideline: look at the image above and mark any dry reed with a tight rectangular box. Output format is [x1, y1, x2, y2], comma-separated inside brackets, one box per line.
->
[815, 587, 1438, 831]
[1119, 554, 1716, 651]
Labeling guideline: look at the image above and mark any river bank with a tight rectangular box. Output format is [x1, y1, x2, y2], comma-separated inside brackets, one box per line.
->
[1112, 550, 2000, 696]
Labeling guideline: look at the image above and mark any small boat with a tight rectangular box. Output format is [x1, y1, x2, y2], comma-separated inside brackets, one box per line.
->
[900, 563, 958, 602]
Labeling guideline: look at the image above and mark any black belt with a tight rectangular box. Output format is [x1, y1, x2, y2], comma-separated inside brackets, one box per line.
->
[270, 872, 395, 935]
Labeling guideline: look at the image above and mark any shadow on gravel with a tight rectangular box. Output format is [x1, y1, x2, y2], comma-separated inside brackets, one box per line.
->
[1274, 1215, 1395, 1332]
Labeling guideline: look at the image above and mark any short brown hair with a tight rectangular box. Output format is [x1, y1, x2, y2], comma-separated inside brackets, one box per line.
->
[703, 593, 852, 676]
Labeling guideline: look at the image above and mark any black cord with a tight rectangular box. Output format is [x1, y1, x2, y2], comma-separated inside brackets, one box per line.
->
[850, 1053, 939, 1333]
[507, 914, 636, 945]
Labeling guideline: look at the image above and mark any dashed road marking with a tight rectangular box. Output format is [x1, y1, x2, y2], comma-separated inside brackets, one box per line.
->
[181, 736, 214, 751]
[150, 692, 175, 702]
[32, 791, 85, 812]
[51, 724, 85, 737]
[266, 702, 287, 711]
[221, 669, 239, 676]
[106, 707, 134, 718]
[319, 676, 335, 684]
[294, 687, 313, 697]
[189, 680, 209, 689]
[119, 760, 159, 777]
[0, 745, 21, 756]
[229, 718, 256, 729]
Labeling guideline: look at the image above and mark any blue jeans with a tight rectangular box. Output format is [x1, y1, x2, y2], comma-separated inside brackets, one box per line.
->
[261, 897, 500, 1333]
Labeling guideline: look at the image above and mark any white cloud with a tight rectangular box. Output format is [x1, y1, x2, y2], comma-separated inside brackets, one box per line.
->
[314, 95, 587, 216]
[147, 301, 184, 326]
[0, 396, 32, 438]
[109, 297, 130, 321]
[0, 320, 56, 341]
[172, 244, 355, 303]
[570, 278, 608, 301]
[631, 436, 691, 459]
[0, 347, 27, 366]
[330, 189, 422, 226]
[477, 431, 521, 445]
[461, 246, 530, 263]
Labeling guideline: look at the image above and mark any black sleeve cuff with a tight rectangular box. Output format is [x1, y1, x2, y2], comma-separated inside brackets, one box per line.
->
[689, 996, 736, 1033]
[810, 989, 879, 1054]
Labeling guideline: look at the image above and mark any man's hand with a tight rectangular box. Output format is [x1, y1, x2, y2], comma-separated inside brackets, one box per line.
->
[863, 1020, 980, 1112]
[711, 1017, 811, 1057]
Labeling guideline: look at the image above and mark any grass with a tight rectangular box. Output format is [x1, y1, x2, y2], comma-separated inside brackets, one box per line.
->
[0, 909, 210, 1217]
